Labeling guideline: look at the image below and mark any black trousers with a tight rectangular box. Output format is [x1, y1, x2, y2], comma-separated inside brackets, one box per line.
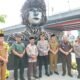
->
[14, 56, 25, 80]
[38, 55, 49, 75]
[61, 54, 71, 74]
[76, 58, 80, 76]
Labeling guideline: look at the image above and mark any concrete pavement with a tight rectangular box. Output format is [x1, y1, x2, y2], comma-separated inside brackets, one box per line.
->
[7, 63, 79, 80]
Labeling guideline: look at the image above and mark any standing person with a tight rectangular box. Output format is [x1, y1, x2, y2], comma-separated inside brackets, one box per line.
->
[73, 36, 80, 78]
[12, 33, 25, 80]
[26, 37, 38, 80]
[0, 29, 9, 80]
[59, 36, 73, 77]
[49, 34, 59, 75]
[37, 33, 50, 78]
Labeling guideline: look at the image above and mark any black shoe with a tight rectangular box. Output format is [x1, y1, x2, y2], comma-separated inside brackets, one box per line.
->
[68, 74, 73, 77]
[54, 71, 59, 75]
[62, 73, 66, 76]
[45, 73, 50, 76]
[77, 75, 80, 78]
[20, 77, 25, 80]
[20, 78, 25, 80]
[34, 76, 39, 79]
[50, 72, 53, 75]
[39, 74, 42, 78]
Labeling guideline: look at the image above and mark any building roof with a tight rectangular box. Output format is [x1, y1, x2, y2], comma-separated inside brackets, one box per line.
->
[45, 9, 80, 31]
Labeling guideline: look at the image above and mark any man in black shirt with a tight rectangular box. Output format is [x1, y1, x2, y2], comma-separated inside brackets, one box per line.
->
[59, 36, 73, 77]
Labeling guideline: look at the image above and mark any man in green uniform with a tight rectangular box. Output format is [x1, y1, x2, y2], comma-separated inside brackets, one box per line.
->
[12, 33, 25, 80]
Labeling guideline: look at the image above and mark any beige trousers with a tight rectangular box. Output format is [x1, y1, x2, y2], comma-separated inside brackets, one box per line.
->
[49, 53, 58, 72]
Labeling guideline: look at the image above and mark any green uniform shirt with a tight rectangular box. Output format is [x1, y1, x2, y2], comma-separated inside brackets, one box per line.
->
[12, 42, 25, 54]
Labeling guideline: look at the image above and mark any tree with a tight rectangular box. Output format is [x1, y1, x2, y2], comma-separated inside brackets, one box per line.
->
[0, 15, 6, 23]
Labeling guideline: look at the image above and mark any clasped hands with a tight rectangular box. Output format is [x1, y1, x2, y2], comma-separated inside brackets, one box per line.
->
[64, 51, 70, 56]
[0, 56, 8, 64]
[18, 53, 24, 58]
[30, 54, 37, 60]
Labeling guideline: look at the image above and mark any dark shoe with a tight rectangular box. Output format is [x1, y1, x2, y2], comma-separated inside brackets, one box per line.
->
[34, 76, 39, 79]
[20, 77, 25, 80]
[39, 74, 42, 78]
[45, 73, 50, 76]
[68, 74, 73, 77]
[54, 71, 59, 75]
[20, 79, 25, 80]
[62, 73, 66, 76]
[50, 71, 53, 75]
[77, 75, 80, 78]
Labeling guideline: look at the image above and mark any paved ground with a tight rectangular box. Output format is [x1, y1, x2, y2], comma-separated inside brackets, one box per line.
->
[7, 64, 80, 80]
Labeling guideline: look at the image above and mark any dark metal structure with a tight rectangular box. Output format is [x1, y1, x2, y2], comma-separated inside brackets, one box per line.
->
[21, 0, 47, 40]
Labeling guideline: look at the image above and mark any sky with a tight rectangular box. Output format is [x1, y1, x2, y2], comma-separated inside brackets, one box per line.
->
[0, 0, 80, 29]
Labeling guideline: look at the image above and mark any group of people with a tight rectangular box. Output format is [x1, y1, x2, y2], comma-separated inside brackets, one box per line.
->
[0, 29, 80, 80]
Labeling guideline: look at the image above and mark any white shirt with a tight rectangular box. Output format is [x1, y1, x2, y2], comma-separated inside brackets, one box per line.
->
[74, 43, 80, 58]
[37, 40, 50, 56]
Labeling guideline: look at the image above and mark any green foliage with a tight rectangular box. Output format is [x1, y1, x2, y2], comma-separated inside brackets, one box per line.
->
[71, 62, 77, 70]
[0, 15, 6, 23]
